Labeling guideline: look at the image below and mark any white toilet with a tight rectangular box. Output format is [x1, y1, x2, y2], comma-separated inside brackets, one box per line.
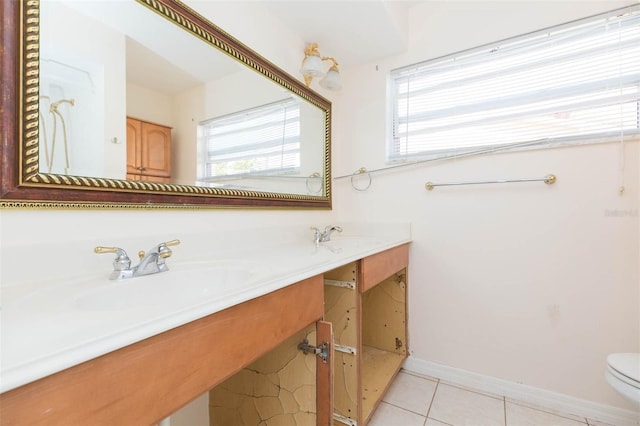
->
[606, 353, 640, 407]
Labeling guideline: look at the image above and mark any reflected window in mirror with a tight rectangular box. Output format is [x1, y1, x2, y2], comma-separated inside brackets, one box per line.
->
[197, 98, 301, 188]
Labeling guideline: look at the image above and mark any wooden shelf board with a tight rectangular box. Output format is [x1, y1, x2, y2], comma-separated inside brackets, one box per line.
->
[361, 345, 406, 423]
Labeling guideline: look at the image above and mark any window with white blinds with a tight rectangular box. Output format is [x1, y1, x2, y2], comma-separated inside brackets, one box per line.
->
[388, 5, 640, 162]
[198, 98, 300, 180]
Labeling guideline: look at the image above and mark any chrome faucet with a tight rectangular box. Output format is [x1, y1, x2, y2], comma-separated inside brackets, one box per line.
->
[95, 239, 180, 280]
[311, 225, 343, 244]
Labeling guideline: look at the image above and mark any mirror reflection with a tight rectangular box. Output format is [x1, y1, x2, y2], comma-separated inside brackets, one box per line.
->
[39, 0, 327, 196]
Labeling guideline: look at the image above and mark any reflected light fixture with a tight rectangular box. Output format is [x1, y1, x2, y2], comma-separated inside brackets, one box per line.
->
[300, 43, 341, 91]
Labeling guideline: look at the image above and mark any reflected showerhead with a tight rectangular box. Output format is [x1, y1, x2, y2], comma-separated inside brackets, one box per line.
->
[50, 98, 75, 112]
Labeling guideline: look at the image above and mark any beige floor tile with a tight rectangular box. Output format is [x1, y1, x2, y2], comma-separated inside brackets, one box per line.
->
[506, 402, 587, 426]
[426, 418, 454, 426]
[368, 402, 427, 426]
[586, 420, 618, 426]
[428, 383, 505, 426]
[439, 379, 504, 400]
[504, 397, 586, 423]
[383, 371, 438, 415]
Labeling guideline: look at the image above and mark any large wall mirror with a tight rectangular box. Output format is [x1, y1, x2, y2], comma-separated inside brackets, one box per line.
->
[0, 0, 331, 209]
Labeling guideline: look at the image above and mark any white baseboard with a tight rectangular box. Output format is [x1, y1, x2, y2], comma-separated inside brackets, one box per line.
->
[403, 356, 640, 426]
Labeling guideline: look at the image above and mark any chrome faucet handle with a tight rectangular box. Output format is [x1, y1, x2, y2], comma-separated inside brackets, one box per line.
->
[310, 226, 322, 244]
[94, 246, 131, 272]
[321, 225, 342, 242]
[158, 239, 180, 259]
[154, 239, 180, 259]
[138, 239, 180, 261]
[324, 225, 343, 234]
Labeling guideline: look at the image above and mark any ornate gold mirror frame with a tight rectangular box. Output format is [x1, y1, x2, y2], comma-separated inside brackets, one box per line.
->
[0, 0, 332, 209]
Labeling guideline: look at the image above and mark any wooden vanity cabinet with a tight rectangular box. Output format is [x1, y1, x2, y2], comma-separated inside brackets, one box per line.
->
[324, 244, 409, 426]
[0, 276, 327, 426]
[126, 116, 172, 183]
[0, 245, 408, 426]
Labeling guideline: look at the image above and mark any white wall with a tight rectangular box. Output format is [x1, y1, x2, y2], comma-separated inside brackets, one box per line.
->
[40, 1, 125, 179]
[127, 83, 174, 126]
[332, 0, 639, 410]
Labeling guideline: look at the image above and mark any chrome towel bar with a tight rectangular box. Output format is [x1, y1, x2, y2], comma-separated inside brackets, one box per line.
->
[425, 174, 556, 191]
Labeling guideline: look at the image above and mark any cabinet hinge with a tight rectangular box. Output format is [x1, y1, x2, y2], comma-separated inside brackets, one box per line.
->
[298, 339, 330, 364]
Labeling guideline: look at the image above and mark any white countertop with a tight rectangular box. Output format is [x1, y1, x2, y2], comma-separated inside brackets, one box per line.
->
[0, 224, 411, 393]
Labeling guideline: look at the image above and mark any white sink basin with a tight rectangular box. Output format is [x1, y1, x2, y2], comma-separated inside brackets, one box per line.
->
[74, 265, 252, 311]
[5, 260, 263, 314]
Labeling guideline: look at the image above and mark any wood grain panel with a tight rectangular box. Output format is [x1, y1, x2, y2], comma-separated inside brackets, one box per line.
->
[360, 269, 408, 424]
[210, 324, 317, 425]
[0, 276, 324, 426]
[141, 121, 171, 178]
[361, 347, 405, 424]
[316, 321, 334, 426]
[323, 269, 358, 348]
[324, 263, 361, 424]
[362, 270, 407, 354]
[360, 244, 409, 293]
[332, 351, 359, 424]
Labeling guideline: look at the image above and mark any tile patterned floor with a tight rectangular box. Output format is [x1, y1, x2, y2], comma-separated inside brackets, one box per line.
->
[368, 370, 615, 426]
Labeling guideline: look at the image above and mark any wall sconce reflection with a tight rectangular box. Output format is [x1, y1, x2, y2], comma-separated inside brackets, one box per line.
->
[300, 43, 341, 91]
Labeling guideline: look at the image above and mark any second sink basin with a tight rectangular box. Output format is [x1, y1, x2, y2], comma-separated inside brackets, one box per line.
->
[74, 263, 253, 311]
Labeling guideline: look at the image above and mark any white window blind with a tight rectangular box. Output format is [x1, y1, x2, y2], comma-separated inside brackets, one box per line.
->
[389, 5, 640, 162]
[198, 98, 300, 180]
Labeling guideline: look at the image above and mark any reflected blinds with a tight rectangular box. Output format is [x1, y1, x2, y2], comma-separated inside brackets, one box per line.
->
[199, 98, 300, 179]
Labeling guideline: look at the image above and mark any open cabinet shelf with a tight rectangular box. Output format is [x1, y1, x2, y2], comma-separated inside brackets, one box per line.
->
[361, 346, 406, 420]
[324, 244, 409, 426]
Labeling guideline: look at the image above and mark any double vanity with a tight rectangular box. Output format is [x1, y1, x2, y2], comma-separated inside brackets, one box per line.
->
[0, 224, 411, 425]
